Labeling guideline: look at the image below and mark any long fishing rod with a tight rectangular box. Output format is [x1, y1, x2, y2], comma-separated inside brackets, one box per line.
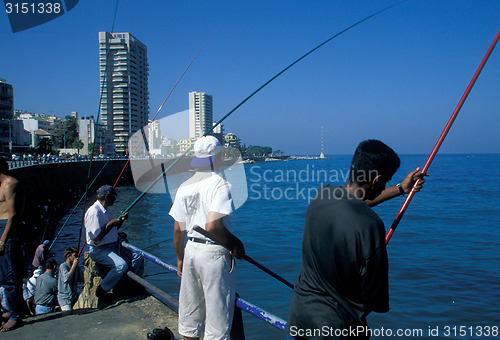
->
[193, 226, 294, 289]
[112, 27, 220, 188]
[49, 160, 110, 250]
[68, 0, 121, 253]
[118, 1, 405, 217]
[385, 28, 500, 245]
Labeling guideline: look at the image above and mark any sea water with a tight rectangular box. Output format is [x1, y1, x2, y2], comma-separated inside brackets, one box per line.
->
[55, 154, 500, 339]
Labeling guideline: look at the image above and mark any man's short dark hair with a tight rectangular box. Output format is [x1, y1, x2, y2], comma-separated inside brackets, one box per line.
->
[0, 157, 9, 174]
[349, 139, 400, 184]
[64, 247, 78, 259]
[46, 258, 57, 270]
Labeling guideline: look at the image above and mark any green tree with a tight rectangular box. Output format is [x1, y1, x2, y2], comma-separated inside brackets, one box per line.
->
[88, 142, 99, 155]
[244, 145, 273, 156]
[36, 137, 58, 155]
[55, 115, 83, 152]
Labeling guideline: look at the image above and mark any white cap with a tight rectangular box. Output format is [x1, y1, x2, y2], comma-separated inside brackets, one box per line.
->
[191, 136, 222, 167]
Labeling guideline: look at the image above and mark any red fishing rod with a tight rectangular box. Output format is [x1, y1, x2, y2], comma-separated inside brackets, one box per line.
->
[112, 27, 220, 188]
[385, 28, 500, 245]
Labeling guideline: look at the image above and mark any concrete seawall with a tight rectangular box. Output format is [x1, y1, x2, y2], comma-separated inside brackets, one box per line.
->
[11, 160, 133, 209]
[10, 160, 133, 245]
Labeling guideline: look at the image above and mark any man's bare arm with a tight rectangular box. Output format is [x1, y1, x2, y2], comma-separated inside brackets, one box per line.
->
[93, 212, 128, 244]
[367, 168, 427, 207]
[173, 220, 185, 277]
[67, 257, 79, 282]
[206, 212, 245, 259]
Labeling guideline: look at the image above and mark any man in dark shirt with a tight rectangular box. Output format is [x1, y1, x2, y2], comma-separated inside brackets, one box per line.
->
[287, 140, 425, 339]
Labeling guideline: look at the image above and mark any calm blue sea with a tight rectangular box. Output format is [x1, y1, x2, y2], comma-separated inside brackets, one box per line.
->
[53, 154, 500, 339]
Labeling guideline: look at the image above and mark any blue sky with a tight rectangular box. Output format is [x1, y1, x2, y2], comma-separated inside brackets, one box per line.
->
[1, 0, 499, 155]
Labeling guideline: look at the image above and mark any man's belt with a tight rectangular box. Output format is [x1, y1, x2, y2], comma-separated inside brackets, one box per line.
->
[189, 237, 214, 245]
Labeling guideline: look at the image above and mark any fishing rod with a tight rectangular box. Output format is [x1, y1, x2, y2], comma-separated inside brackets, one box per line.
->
[74, 15, 214, 256]
[112, 27, 220, 188]
[193, 226, 294, 289]
[50, 1, 120, 251]
[49, 160, 110, 250]
[385, 28, 500, 245]
[118, 0, 405, 218]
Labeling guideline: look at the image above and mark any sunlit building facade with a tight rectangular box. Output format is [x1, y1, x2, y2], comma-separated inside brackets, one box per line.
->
[99, 32, 149, 155]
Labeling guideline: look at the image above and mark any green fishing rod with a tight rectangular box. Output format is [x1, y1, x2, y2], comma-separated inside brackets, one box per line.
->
[73, 6, 216, 256]
[112, 26, 221, 188]
[49, 160, 110, 251]
[118, 0, 406, 218]
[48, 0, 120, 252]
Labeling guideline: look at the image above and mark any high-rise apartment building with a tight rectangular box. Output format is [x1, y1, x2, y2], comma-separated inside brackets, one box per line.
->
[148, 120, 162, 149]
[99, 32, 149, 155]
[188, 91, 213, 138]
[0, 78, 13, 120]
[0, 78, 13, 154]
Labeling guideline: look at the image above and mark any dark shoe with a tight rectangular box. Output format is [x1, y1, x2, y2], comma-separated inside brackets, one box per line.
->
[96, 285, 114, 302]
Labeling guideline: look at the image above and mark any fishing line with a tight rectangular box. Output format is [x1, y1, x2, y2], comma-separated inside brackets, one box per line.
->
[48, 0, 119, 251]
[73, 0, 123, 253]
[49, 160, 110, 250]
[385, 28, 500, 244]
[143, 271, 170, 278]
[112, 26, 221, 188]
[118, 0, 406, 217]
[143, 238, 171, 251]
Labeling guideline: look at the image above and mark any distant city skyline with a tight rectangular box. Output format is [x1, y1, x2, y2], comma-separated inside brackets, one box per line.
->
[2, 0, 499, 155]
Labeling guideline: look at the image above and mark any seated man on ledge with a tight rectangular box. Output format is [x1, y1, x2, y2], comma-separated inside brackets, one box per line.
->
[84, 185, 143, 301]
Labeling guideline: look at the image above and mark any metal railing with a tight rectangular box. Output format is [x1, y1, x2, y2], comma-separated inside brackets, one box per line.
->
[7, 156, 125, 169]
[121, 241, 287, 332]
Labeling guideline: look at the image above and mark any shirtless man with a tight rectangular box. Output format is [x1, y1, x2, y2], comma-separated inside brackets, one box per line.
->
[0, 157, 25, 332]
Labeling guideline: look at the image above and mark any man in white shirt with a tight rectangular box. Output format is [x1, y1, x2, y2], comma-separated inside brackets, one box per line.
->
[85, 185, 136, 300]
[170, 135, 245, 340]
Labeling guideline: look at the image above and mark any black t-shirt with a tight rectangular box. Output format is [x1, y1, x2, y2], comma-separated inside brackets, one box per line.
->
[287, 185, 389, 339]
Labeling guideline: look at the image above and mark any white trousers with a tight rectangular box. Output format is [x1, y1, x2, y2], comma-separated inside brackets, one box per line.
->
[178, 241, 235, 340]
